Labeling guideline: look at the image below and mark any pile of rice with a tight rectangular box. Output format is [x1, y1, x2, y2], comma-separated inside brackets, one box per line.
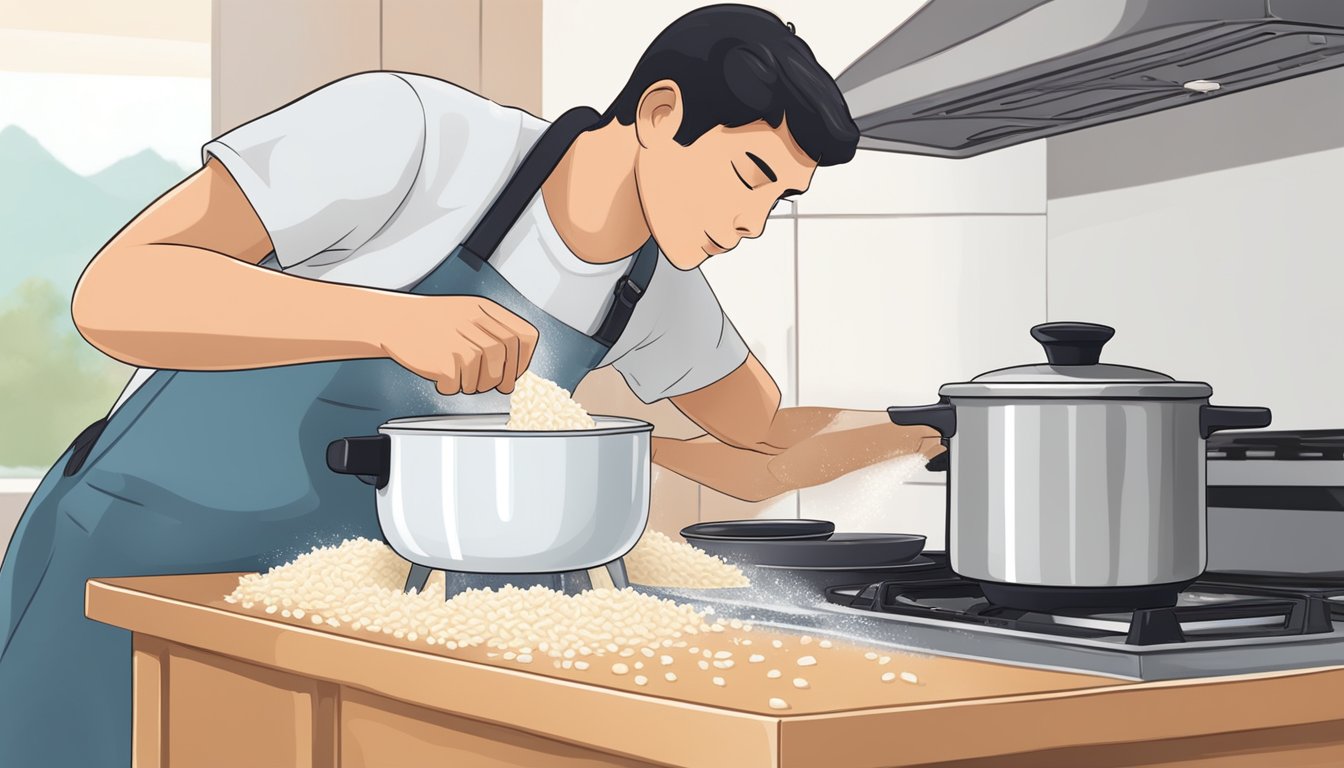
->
[225, 537, 722, 658]
[223, 538, 928, 704]
[623, 530, 749, 589]
[506, 371, 596, 430]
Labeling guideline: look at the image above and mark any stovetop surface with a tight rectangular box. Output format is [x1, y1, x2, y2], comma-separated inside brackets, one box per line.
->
[823, 575, 1337, 647]
[644, 554, 1344, 682]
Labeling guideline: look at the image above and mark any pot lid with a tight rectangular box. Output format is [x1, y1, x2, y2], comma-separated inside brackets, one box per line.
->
[939, 322, 1213, 399]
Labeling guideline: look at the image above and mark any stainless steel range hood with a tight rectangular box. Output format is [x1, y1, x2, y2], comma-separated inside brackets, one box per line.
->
[838, 0, 1344, 158]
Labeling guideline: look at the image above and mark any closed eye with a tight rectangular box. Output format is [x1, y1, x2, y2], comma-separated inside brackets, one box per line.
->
[731, 163, 753, 190]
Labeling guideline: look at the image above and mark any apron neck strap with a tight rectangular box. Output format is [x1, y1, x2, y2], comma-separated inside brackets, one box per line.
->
[460, 106, 602, 263]
[591, 237, 659, 348]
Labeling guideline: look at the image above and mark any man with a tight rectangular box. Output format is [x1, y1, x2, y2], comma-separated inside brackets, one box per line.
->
[0, 5, 940, 764]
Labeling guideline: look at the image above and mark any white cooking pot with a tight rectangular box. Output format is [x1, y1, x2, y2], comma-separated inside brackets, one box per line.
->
[326, 414, 652, 573]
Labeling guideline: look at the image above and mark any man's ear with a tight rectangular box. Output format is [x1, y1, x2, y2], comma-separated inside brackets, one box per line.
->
[635, 79, 683, 150]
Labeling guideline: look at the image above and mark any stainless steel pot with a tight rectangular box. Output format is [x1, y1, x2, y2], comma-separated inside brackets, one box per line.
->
[326, 414, 652, 573]
[888, 322, 1272, 610]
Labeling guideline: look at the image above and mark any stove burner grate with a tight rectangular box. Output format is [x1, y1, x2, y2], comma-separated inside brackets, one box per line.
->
[827, 579, 1336, 645]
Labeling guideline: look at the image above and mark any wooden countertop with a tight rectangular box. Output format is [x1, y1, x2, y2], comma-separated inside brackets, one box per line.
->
[87, 573, 1344, 768]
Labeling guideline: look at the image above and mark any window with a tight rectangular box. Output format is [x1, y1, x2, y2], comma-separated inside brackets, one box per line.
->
[0, 3, 210, 478]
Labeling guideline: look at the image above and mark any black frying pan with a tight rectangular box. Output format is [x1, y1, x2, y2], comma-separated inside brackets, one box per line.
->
[680, 519, 835, 541]
[681, 524, 926, 569]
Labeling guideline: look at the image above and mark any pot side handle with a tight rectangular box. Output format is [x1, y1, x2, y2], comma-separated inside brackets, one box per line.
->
[888, 403, 955, 473]
[887, 402, 957, 438]
[326, 435, 391, 489]
[1200, 405, 1272, 440]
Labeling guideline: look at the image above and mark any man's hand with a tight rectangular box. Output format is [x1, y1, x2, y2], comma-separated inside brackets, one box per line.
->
[381, 296, 540, 395]
[651, 354, 950, 500]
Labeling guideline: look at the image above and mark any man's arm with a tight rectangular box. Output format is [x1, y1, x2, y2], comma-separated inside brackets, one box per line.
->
[75, 158, 386, 368]
[73, 158, 537, 394]
[651, 354, 942, 501]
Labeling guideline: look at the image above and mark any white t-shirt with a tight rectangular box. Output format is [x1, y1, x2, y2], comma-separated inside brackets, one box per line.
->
[109, 71, 748, 414]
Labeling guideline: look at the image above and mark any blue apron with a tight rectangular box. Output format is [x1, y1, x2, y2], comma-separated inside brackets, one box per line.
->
[0, 106, 659, 767]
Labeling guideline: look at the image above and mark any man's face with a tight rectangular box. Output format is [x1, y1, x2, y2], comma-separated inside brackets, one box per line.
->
[634, 92, 817, 270]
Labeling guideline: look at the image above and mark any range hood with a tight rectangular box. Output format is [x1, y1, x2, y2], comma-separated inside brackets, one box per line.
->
[837, 0, 1344, 158]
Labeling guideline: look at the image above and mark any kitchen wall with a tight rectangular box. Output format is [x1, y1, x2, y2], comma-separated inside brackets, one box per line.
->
[547, 2, 1049, 547]
[1047, 65, 1344, 430]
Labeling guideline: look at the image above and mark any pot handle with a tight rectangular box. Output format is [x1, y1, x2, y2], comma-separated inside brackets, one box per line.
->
[924, 448, 950, 473]
[1200, 406, 1272, 440]
[326, 435, 391, 489]
[887, 401, 957, 438]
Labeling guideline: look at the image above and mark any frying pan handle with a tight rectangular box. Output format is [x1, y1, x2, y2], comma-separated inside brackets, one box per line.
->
[1200, 405, 1272, 440]
[887, 402, 957, 438]
[326, 435, 391, 489]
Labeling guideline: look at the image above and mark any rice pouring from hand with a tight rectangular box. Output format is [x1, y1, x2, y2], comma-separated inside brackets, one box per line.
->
[507, 371, 597, 430]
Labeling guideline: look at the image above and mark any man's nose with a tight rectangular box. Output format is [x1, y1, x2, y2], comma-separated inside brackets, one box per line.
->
[734, 218, 765, 240]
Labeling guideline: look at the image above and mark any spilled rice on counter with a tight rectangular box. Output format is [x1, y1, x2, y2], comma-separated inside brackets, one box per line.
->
[224, 535, 922, 709]
[623, 529, 749, 589]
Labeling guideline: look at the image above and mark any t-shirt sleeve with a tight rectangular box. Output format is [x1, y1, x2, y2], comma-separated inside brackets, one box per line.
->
[608, 258, 750, 404]
[201, 72, 427, 270]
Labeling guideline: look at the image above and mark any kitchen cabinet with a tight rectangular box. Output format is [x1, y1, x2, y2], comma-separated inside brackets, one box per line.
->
[701, 213, 798, 408]
[90, 573, 1344, 767]
[381, 0, 481, 91]
[213, 0, 381, 135]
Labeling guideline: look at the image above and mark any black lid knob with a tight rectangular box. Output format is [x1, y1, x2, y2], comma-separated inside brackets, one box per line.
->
[1030, 322, 1115, 366]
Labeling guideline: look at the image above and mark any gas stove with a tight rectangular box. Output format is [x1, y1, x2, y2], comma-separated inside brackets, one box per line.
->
[644, 554, 1344, 682]
[639, 431, 1344, 681]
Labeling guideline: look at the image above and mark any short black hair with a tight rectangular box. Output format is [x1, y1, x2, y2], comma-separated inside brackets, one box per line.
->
[598, 4, 858, 166]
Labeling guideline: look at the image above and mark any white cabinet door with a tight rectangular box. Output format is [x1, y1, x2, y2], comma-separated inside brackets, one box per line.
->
[701, 219, 798, 407]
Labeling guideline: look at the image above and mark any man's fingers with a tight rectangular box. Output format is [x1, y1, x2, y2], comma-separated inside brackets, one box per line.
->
[462, 327, 506, 393]
[436, 366, 461, 396]
[479, 302, 539, 375]
[474, 315, 521, 393]
[516, 323, 539, 377]
[456, 347, 481, 395]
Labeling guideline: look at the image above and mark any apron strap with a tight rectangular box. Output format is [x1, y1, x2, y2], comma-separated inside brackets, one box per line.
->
[460, 106, 602, 263]
[459, 104, 661, 350]
[591, 237, 659, 348]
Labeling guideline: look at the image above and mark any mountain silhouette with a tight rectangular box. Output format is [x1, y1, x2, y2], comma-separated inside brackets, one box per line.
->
[0, 125, 190, 306]
[90, 148, 190, 207]
[0, 125, 191, 469]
